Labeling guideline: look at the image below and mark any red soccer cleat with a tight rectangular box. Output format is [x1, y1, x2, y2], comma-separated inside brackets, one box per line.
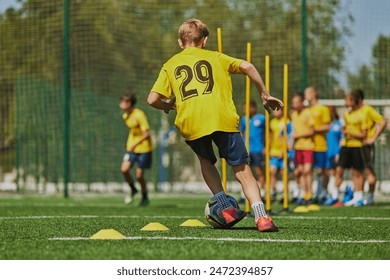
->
[256, 216, 279, 232]
[221, 207, 247, 228]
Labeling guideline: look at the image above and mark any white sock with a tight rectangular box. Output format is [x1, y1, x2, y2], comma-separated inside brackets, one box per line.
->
[331, 187, 339, 200]
[354, 191, 363, 201]
[251, 201, 267, 222]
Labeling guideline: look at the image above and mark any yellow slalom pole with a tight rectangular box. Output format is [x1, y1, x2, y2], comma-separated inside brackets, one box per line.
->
[265, 55, 271, 213]
[282, 64, 289, 211]
[245, 42, 252, 214]
[217, 27, 227, 193]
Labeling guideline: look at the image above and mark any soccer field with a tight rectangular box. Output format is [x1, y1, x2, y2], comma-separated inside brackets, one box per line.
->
[0, 194, 389, 260]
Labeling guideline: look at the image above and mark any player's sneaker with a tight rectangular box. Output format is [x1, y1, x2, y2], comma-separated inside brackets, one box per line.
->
[344, 198, 356, 207]
[256, 216, 279, 232]
[138, 198, 150, 207]
[124, 195, 132, 205]
[222, 207, 247, 228]
[354, 200, 365, 207]
[342, 186, 354, 204]
[296, 197, 305, 205]
[364, 199, 374, 206]
[324, 197, 338, 206]
[333, 201, 344, 207]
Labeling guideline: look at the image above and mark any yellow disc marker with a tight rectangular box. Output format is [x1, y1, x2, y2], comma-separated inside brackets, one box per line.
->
[307, 204, 321, 211]
[140, 222, 170, 231]
[90, 229, 125, 240]
[180, 219, 207, 227]
[292, 206, 309, 213]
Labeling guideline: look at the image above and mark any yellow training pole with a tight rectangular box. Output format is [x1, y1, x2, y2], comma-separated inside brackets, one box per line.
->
[265, 55, 271, 212]
[245, 42, 252, 214]
[282, 64, 289, 211]
[217, 27, 227, 193]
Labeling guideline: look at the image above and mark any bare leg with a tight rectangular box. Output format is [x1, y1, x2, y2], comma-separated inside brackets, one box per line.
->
[232, 163, 261, 204]
[365, 167, 376, 193]
[253, 166, 265, 191]
[352, 169, 364, 192]
[303, 163, 313, 199]
[121, 161, 137, 193]
[197, 155, 224, 195]
[136, 167, 147, 198]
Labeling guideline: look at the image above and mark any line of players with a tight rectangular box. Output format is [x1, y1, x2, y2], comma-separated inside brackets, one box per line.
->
[240, 86, 387, 207]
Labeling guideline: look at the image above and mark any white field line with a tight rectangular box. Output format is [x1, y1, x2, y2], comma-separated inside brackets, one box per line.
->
[48, 236, 390, 243]
[1, 215, 390, 220]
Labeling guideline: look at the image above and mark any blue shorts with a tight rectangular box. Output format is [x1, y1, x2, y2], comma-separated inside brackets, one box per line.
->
[326, 154, 338, 170]
[314, 152, 327, 169]
[123, 152, 152, 169]
[270, 156, 283, 170]
[250, 152, 264, 168]
[186, 132, 250, 166]
[270, 156, 295, 173]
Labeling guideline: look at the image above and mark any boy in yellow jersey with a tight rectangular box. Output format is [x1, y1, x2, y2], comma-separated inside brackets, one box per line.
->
[304, 87, 331, 203]
[147, 19, 283, 232]
[269, 109, 285, 201]
[330, 91, 368, 206]
[290, 94, 315, 204]
[120, 93, 152, 207]
[356, 89, 387, 205]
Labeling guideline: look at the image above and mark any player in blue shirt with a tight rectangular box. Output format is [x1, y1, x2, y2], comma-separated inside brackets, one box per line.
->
[324, 106, 343, 204]
[240, 100, 266, 196]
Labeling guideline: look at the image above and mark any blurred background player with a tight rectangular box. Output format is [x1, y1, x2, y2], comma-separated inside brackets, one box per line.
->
[269, 108, 285, 202]
[239, 100, 266, 200]
[323, 106, 343, 205]
[356, 89, 387, 205]
[304, 86, 331, 203]
[331, 91, 367, 206]
[291, 93, 315, 204]
[147, 18, 283, 232]
[119, 93, 152, 207]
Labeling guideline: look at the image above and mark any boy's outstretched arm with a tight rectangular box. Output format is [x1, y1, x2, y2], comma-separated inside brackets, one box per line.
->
[239, 61, 284, 113]
[147, 92, 175, 114]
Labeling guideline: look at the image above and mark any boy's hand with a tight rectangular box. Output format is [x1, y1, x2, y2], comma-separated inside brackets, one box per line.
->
[164, 96, 176, 114]
[262, 95, 284, 114]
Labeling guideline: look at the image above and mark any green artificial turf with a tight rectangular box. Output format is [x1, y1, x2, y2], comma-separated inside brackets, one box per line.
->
[0, 194, 389, 260]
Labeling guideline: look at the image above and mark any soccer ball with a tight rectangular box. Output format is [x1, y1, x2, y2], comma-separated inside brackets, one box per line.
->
[204, 194, 240, 229]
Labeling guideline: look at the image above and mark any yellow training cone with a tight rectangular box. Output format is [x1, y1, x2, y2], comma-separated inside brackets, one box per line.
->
[293, 206, 309, 213]
[180, 219, 207, 227]
[90, 229, 125, 240]
[140, 222, 170, 231]
[307, 204, 321, 211]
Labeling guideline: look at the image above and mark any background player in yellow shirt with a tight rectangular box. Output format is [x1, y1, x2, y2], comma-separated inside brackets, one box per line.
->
[356, 89, 387, 205]
[269, 109, 285, 202]
[331, 91, 368, 206]
[304, 87, 331, 203]
[120, 93, 152, 207]
[147, 18, 283, 232]
[291, 94, 315, 204]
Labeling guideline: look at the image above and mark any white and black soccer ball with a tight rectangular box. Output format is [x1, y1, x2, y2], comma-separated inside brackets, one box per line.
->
[204, 194, 239, 229]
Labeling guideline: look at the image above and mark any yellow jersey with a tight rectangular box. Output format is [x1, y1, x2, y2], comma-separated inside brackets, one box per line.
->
[151, 47, 243, 140]
[291, 109, 315, 151]
[308, 104, 330, 152]
[122, 108, 152, 153]
[341, 108, 368, 148]
[360, 104, 384, 139]
[270, 117, 286, 157]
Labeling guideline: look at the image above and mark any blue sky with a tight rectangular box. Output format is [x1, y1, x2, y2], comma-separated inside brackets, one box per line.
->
[1, 0, 389, 87]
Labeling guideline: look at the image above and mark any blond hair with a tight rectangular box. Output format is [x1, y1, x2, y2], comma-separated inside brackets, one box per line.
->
[178, 18, 209, 46]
